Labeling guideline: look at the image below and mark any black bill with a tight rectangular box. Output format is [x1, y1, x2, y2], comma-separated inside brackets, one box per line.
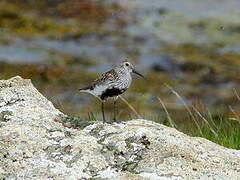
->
[133, 69, 145, 79]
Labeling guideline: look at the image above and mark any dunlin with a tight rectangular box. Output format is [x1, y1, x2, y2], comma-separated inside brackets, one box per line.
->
[79, 61, 144, 122]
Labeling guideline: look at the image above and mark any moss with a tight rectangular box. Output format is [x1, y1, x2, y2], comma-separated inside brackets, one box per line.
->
[105, 144, 115, 151]
[0, 111, 13, 122]
[89, 178, 105, 180]
[121, 161, 139, 173]
[0, 0, 116, 37]
[61, 116, 95, 129]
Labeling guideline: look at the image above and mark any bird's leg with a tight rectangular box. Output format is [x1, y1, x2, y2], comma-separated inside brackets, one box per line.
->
[113, 96, 118, 122]
[102, 101, 106, 123]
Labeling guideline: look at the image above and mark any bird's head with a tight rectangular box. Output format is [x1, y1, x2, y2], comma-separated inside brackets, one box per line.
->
[120, 60, 145, 79]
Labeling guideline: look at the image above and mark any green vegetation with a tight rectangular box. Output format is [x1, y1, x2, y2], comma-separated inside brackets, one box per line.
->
[163, 109, 240, 150]
[0, 0, 117, 37]
[195, 116, 240, 150]
[156, 87, 240, 150]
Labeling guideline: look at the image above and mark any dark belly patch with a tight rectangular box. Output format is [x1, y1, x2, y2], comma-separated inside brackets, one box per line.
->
[100, 88, 126, 100]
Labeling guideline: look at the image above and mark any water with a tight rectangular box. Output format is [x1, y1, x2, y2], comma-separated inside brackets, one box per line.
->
[1, 0, 240, 66]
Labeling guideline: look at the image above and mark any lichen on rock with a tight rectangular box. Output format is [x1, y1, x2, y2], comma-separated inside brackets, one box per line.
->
[0, 76, 240, 180]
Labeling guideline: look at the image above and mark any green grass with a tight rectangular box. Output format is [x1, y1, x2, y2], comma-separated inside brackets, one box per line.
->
[61, 112, 99, 129]
[190, 115, 240, 149]
[157, 85, 240, 150]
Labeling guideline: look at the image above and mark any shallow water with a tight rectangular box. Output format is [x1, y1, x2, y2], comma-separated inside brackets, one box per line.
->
[1, 0, 240, 65]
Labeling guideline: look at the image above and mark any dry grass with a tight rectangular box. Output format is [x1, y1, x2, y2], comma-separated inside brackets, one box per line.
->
[156, 84, 240, 149]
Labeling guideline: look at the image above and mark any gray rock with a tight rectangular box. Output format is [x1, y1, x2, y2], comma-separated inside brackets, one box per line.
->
[0, 76, 240, 180]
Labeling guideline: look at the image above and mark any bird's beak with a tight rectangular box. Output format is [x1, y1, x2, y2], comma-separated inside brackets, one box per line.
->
[133, 69, 145, 79]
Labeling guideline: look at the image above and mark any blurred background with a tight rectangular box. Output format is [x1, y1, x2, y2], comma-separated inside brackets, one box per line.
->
[0, 0, 240, 141]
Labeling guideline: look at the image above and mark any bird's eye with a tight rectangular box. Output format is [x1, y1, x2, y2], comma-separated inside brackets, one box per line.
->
[125, 63, 129, 66]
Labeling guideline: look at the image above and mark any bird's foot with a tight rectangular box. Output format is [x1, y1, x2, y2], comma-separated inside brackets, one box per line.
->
[113, 118, 121, 124]
[102, 119, 121, 124]
[103, 119, 114, 124]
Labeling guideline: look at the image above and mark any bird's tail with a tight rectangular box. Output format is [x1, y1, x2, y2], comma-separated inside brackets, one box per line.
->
[79, 86, 92, 93]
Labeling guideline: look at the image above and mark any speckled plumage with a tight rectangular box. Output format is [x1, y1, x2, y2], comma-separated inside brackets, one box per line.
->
[79, 61, 144, 122]
[80, 63, 132, 100]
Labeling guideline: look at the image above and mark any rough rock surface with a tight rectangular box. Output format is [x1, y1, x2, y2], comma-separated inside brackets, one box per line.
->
[0, 76, 240, 180]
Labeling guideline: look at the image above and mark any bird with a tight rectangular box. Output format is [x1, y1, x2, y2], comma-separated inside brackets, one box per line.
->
[79, 60, 144, 123]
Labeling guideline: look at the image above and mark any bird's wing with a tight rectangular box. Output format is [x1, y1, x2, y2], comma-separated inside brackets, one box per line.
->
[79, 69, 120, 96]
[93, 69, 119, 88]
